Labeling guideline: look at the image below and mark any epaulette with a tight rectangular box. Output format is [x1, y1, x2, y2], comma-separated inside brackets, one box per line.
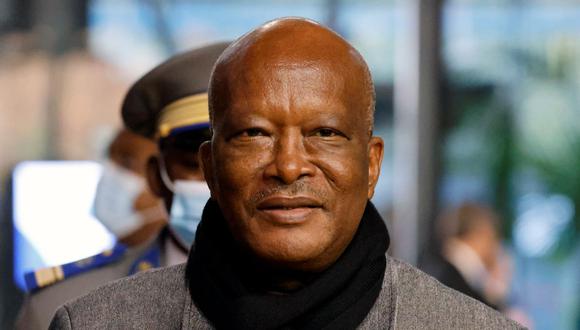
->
[24, 243, 127, 293]
[127, 243, 161, 275]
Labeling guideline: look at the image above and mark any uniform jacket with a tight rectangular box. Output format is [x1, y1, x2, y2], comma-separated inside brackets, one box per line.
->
[16, 235, 186, 330]
[49, 256, 524, 329]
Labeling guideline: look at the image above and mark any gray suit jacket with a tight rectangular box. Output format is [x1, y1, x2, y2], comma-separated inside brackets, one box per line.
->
[49, 256, 523, 329]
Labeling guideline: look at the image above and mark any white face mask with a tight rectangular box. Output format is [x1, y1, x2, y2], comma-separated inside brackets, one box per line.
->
[159, 158, 211, 248]
[93, 160, 165, 239]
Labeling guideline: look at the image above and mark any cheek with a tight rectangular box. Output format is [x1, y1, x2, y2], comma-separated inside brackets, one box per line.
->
[213, 142, 272, 196]
[306, 143, 369, 192]
[309, 146, 369, 232]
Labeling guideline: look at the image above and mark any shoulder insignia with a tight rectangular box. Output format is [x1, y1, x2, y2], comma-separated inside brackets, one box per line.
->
[128, 243, 161, 276]
[24, 243, 127, 292]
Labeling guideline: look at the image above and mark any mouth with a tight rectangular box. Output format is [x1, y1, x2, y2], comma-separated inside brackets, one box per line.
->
[256, 196, 323, 225]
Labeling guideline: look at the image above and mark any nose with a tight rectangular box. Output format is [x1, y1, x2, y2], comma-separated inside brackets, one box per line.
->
[263, 131, 315, 184]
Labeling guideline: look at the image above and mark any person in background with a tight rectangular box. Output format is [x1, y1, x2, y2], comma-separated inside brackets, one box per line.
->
[425, 202, 512, 310]
[121, 41, 229, 252]
[15, 128, 168, 329]
[16, 42, 228, 330]
[93, 129, 167, 247]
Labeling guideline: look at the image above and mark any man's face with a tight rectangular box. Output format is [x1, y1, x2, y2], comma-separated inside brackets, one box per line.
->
[108, 130, 167, 244]
[109, 130, 160, 212]
[160, 130, 211, 182]
[147, 146, 205, 209]
[202, 57, 383, 272]
[146, 129, 211, 209]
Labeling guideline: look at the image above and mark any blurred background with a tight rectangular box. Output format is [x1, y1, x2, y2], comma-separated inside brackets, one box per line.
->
[0, 0, 579, 329]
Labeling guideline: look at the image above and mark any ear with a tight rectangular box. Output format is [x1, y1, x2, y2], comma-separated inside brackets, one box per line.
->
[367, 136, 384, 199]
[199, 141, 217, 198]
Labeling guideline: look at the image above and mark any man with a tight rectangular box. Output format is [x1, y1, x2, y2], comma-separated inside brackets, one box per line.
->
[122, 42, 229, 251]
[423, 202, 511, 310]
[49, 18, 524, 329]
[16, 129, 168, 329]
[18, 42, 227, 330]
[94, 129, 168, 247]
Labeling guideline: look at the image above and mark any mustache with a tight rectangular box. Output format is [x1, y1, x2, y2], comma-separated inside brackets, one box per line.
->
[249, 181, 326, 205]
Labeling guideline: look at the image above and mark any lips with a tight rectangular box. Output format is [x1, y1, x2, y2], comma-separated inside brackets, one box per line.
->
[256, 196, 323, 224]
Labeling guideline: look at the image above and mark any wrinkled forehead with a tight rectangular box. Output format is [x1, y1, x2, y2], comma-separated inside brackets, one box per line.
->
[211, 44, 369, 124]
[234, 59, 347, 96]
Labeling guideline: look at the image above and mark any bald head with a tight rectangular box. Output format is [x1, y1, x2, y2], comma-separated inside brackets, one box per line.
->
[209, 18, 375, 135]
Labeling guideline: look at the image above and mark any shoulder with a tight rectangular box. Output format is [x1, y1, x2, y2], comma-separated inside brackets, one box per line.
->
[24, 245, 127, 293]
[16, 264, 121, 330]
[387, 257, 525, 329]
[50, 264, 188, 330]
[16, 246, 131, 330]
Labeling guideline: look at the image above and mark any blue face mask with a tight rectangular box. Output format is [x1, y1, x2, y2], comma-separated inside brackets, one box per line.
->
[168, 180, 211, 248]
[159, 157, 211, 249]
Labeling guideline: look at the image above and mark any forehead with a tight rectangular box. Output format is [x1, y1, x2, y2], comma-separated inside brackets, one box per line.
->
[214, 58, 367, 129]
[237, 68, 342, 123]
[241, 62, 343, 99]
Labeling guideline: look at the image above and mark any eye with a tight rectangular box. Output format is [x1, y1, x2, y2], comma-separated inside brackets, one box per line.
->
[230, 127, 269, 141]
[316, 128, 336, 137]
[313, 128, 346, 139]
[241, 128, 266, 137]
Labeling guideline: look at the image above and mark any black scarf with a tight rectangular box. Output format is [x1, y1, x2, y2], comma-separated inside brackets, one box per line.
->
[186, 199, 390, 330]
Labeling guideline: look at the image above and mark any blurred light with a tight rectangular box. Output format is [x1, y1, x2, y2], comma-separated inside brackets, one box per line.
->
[514, 193, 574, 257]
[12, 161, 115, 289]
